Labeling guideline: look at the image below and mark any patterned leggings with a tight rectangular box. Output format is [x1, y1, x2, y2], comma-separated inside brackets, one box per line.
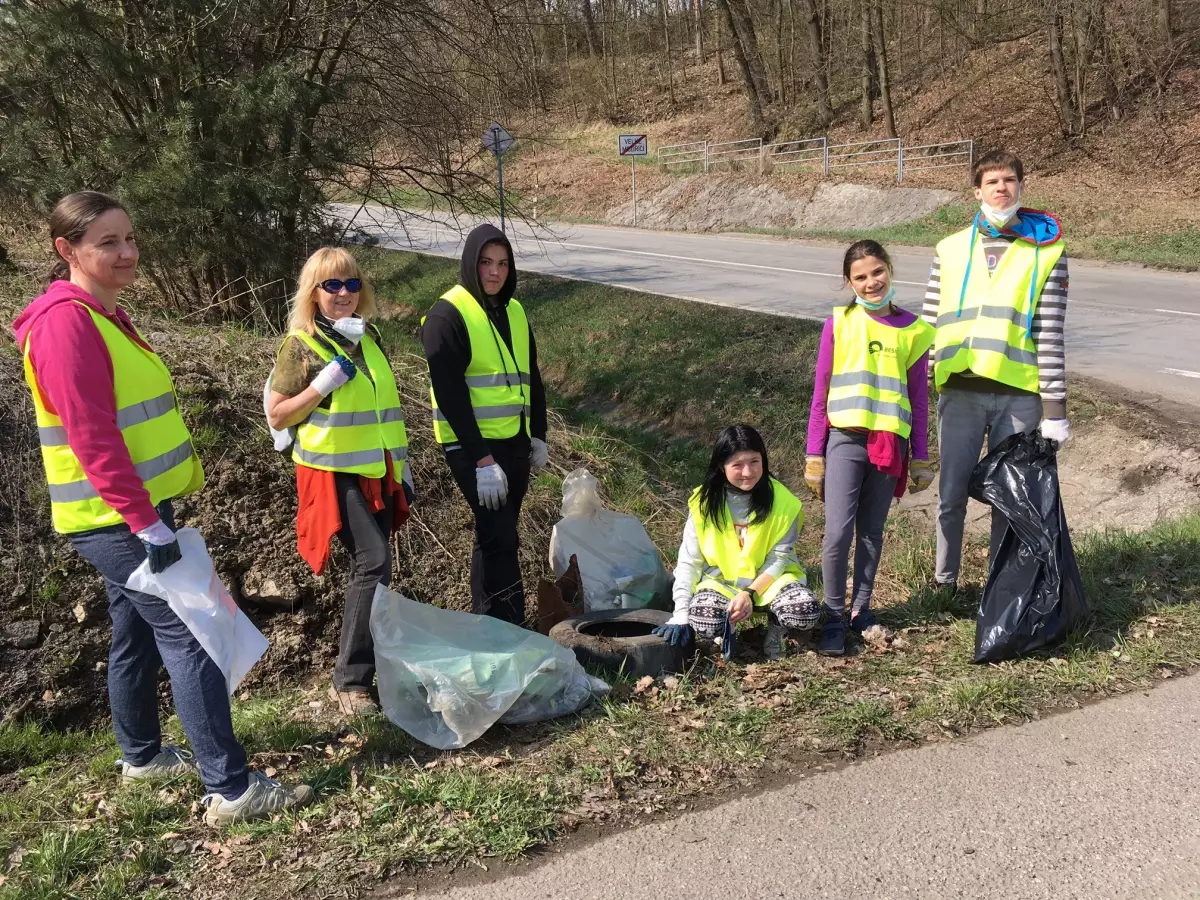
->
[687, 581, 821, 639]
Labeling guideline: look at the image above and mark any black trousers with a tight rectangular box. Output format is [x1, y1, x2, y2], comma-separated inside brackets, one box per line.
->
[445, 434, 531, 626]
[332, 472, 394, 692]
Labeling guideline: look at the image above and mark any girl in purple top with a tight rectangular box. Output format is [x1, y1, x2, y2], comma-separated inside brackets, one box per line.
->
[804, 241, 935, 656]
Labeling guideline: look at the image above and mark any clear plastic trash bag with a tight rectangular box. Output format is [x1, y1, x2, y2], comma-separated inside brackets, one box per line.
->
[548, 468, 671, 612]
[370, 585, 610, 749]
[126, 528, 269, 694]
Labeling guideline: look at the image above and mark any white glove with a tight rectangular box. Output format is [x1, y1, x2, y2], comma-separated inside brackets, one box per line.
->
[136, 519, 176, 546]
[475, 463, 509, 511]
[1039, 418, 1071, 445]
[530, 437, 549, 471]
[310, 357, 356, 398]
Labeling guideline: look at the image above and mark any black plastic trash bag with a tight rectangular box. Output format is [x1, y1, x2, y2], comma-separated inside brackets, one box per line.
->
[967, 431, 1088, 663]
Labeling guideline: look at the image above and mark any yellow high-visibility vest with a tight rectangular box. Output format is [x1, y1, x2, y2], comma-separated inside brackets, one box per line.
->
[22, 301, 204, 534]
[934, 224, 1063, 392]
[828, 303, 935, 440]
[423, 284, 530, 445]
[688, 478, 805, 607]
[287, 328, 408, 478]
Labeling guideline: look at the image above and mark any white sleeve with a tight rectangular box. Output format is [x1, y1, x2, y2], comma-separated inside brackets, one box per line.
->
[669, 515, 702, 625]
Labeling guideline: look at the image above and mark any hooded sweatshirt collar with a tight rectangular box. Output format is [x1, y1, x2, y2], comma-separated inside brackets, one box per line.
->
[974, 208, 1062, 247]
[12, 280, 124, 349]
[459, 224, 516, 309]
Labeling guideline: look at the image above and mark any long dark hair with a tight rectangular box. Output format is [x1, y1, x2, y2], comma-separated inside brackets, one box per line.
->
[841, 239, 893, 310]
[698, 424, 774, 528]
[48, 191, 127, 284]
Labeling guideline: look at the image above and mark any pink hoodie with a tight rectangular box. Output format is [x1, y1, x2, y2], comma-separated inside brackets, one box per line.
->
[12, 281, 161, 533]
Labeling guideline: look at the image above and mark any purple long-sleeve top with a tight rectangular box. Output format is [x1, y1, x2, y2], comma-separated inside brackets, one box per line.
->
[806, 307, 930, 459]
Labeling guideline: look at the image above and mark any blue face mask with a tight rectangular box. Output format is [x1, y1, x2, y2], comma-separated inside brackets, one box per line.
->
[855, 285, 895, 312]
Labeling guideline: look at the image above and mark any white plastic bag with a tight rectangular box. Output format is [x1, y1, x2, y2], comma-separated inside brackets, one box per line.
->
[263, 367, 296, 452]
[126, 528, 269, 695]
[370, 585, 609, 749]
[548, 468, 671, 612]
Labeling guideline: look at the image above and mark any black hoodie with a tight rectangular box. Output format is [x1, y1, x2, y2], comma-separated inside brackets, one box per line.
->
[421, 224, 547, 462]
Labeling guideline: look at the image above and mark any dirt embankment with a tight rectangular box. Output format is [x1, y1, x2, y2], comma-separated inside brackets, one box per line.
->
[607, 177, 956, 232]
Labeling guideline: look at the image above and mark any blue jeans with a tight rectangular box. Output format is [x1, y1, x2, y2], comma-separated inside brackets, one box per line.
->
[68, 502, 249, 798]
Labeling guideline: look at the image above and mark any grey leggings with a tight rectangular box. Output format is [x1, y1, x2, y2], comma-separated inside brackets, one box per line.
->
[821, 429, 902, 618]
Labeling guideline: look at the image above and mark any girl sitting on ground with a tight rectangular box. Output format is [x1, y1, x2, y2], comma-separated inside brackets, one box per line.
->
[653, 424, 821, 659]
[804, 239, 936, 657]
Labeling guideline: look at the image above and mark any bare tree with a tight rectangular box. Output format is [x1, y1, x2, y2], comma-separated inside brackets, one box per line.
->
[800, 0, 833, 125]
[872, 0, 897, 137]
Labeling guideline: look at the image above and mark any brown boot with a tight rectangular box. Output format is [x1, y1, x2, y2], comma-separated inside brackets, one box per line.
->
[327, 685, 379, 716]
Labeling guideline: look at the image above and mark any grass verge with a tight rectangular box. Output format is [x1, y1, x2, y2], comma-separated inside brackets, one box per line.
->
[2, 250, 1199, 899]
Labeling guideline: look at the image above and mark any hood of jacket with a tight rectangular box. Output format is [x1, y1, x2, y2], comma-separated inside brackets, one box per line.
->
[976, 207, 1063, 247]
[12, 280, 107, 350]
[459, 224, 516, 308]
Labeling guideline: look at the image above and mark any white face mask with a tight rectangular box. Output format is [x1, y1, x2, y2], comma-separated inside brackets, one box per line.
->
[330, 315, 365, 345]
[980, 186, 1022, 229]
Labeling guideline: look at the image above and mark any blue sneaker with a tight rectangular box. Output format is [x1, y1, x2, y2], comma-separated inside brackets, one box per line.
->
[818, 619, 846, 657]
[849, 609, 878, 635]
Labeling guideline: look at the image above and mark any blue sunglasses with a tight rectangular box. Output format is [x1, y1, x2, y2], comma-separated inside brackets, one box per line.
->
[320, 278, 362, 293]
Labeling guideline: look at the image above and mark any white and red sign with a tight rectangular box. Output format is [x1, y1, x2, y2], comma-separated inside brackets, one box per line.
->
[618, 134, 648, 157]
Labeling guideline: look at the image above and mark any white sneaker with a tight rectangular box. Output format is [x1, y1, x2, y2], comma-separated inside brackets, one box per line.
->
[202, 771, 314, 826]
[119, 745, 198, 782]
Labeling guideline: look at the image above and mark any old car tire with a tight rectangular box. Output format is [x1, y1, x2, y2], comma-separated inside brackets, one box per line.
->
[549, 609, 687, 678]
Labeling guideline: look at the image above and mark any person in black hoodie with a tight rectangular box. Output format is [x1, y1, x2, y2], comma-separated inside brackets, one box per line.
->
[422, 225, 548, 625]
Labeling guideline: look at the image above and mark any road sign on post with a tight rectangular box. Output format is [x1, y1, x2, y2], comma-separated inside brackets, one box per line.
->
[483, 122, 515, 233]
[618, 134, 648, 227]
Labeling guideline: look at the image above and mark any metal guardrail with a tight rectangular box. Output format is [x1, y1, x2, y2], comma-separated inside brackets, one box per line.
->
[658, 140, 707, 170]
[658, 134, 972, 182]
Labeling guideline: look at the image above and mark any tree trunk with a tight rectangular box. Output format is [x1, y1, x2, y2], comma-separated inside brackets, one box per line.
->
[859, 0, 874, 130]
[716, 7, 727, 84]
[694, 0, 705, 62]
[972, 0, 986, 43]
[716, 0, 764, 131]
[581, 0, 600, 57]
[661, 0, 676, 104]
[1047, 10, 1076, 136]
[872, 0, 896, 137]
[774, 0, 786, 104]
[1156, 0, 1172, 43]
[800, 0, 832, 126]
[727, 0, 771, 109]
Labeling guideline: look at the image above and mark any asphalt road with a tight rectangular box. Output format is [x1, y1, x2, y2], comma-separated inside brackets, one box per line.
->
[396, 674, 1200, 900]
[332, 204, 1200, 409]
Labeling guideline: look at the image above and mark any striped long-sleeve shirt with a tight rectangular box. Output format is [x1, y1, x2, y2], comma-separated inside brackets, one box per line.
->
[921, 234, 1068, 419]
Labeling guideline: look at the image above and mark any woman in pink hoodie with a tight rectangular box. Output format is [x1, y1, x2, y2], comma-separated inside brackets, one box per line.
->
[14, 192, 310, 825]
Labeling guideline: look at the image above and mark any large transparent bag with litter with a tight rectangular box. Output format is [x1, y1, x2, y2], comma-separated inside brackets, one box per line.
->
[126, 528, 269, 694]
[548, 468, 671, 612]
[370, 585, 609, 749]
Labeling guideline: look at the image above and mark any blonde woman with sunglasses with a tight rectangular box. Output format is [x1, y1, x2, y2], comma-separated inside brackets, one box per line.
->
[267, 248, 411, 716]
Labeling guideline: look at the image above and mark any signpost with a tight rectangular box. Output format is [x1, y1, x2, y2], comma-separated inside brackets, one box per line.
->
[618, 134, 648, 227]
[483, 122, 515, 233]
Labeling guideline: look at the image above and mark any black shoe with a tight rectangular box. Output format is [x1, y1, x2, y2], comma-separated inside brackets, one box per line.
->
[818, 620, 846, 657]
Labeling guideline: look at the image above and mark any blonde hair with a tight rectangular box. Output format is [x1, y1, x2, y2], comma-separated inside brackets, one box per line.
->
[287, 247, 377, 334]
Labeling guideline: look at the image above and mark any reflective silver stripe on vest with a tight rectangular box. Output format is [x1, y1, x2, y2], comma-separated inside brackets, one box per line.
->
[39, 393, 177, 448]
[828, 371, 908, 396]
[389, 447, 408, 462]
[935, 337, 1036, 367]
[464, 373, 530, 389]
[827, 396, 912, 427]
[116, 392, 176, 430]
[702, 566, 754, 589]
[293, 446, 385, 469]
[380, 407, 405, 424]
[39, 426, 68, 447]
[307, 409, 379, 428]
[433, 403, 528, 422]
[47, 440, 194, 504]
[936, 304, 1029, 329]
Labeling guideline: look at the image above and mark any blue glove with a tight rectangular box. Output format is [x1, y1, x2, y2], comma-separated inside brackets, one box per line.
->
[143, 540, 182, 574]
[333, 355, 357, 380]
[721, 614, 736, 661]
[651, 623, 693, 647]
[402, 481, 415, 508]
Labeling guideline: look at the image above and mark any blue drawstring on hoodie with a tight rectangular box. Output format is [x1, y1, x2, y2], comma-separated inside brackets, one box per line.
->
[959, 210, 1059, 340]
